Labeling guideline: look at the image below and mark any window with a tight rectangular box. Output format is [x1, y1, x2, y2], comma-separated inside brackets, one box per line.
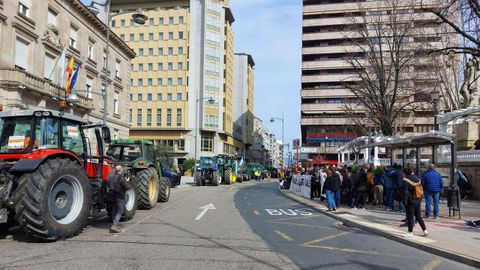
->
[149, 18, 154, 25]
[179, 31, 184, 39]
[168, 62, 173, 70]
[149, 33, 153, 40]
[69, 25, 78, 48]
[120, 34, 125, 41]
[168, 47, 173, 55]
[156, 109, 162, 126]
[130, 79, 134, 86]
[113, 92, 119, 114]
[18, 0, 30, 17]
[158, 48, 164, 55]
[139, 48, 144, 56]
[86, 77, 93, 98]
[178, 47, 184, 54]
[15, 38, 29, 70]
[167, 78, 173, 85]
[327, 99, 343, 104]
[159, 32, 164, 40]
[130, 93, 133, 101]
[177, 93, 182, 100]
[139, 33, 144, 41]
[179, 16, 184, 24]
[146, 93, 152, 101]
[102, 50, 107, 69]
[137, 109, 142, 126]
[129, 109, 132, 124]
[115, 60, 121, 78]
[147, 109, 152, 126]
[177, 78, 183, 85]
[61, 121, 85, 156]
[48, 8, 57, 26]
[111, 20, 116, 27]
[168, 32, 174, 40]
[130, 64, 134, 71]
[44, 54, 55, 80]
[169, 17, 174, 24]
[157, 78, 163, 85]
[148, 79, 152, 86]
[167, 93, 172, 100]
[178, 62, 183, 70]
[130, 19, 134, 26]
[138, 79, 143, 86]
[138, 93, 143, 101]
[176, 109, 182, 127]
[201, 136, 214, 152]
[148, 48, 153, 55]
[157, 93, 162, 100]
[130, 34, 134, 41]
[166, 109, 172, 126]
[159, 17, 164, 25]
[158, 63, 163, 70]
[121, 20, 125, 27]
[148, 63, 153, 70]
[138, 63, 144, 71]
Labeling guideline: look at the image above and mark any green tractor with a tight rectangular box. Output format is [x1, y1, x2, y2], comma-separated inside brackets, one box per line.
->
[194, 156, 221, 186]
[106, 139, 171, 209]
[216, 155, 238, 184]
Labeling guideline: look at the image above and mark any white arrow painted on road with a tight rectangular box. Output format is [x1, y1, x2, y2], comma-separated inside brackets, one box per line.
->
[195, 203, 216, 221]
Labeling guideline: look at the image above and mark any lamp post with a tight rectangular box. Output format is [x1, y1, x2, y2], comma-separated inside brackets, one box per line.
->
[82, 1, 147, 125]
[324, 136, 328, 163]
[195, 97, 215, 163]
[431, 89, 440, 163]
[270, 113, 285, 168]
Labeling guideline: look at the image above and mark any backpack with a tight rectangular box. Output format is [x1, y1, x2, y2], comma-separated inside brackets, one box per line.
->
[413, 183, 424, 199]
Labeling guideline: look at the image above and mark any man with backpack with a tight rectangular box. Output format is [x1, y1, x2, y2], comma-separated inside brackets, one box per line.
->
[403, 167, 428, 237]
[107, 165, 132, 233]
[421, 163, 443, 219]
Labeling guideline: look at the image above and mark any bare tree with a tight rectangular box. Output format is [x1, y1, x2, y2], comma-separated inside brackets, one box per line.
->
[343, 0, 430, 136]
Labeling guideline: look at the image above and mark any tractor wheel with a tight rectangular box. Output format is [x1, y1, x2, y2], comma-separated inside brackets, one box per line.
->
[212, 171, 220, 186]
[21, 158, 91, 240]
[195, 171, 203, 186]
[158, 177, 171, 202]
[11, 173, 30, 227]
[135, 168, 159, 210]
[225, 168, 231, 185]
[107, 182, 138, 222]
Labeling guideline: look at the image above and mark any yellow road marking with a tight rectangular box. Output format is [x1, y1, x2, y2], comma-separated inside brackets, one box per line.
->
[303, 232, 352, 246]
[254, 210, 260, 216]
[268, 221, 331, 229]
[305, 245, 384, 255]
[272, 215, 319, 222]
[423, 259, 442, 270]
[274, 230, 293, 241]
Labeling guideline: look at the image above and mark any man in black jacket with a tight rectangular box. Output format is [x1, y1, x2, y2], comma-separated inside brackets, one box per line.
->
[403, 168, 428, 237]
[354, 166, 368, 209]
[108, 165, 131, 233]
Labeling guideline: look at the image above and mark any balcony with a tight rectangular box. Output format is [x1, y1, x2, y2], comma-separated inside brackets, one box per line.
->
[301, 117, 351, 125]
[302, 73, 359, 83]
[303, 45, 359, 55]
[303, 0, 440, 14]
[303, 17, 361, 27]
[302, 60, 359, 70]
[301, 88, 353, 98]
[302, 103, 356, 113]
[0, 69, 93, 110]
[303, 31, 359, 41]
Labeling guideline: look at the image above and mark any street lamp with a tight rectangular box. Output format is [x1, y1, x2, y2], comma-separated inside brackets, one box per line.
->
[431, 89, 440, 163]
[79, 1, 147, 125]
[195, 97, 215, 163]
[324, 136, 328, 162]
[270, 113, 285, 168]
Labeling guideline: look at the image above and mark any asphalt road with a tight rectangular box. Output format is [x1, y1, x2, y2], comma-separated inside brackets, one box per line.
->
[0, 180, 475, 270]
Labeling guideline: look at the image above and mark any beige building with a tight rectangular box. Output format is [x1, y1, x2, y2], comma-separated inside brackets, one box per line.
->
[0, 0, 135, 139]
[112, 0, 251, 165]
[301, 0, 452, 163]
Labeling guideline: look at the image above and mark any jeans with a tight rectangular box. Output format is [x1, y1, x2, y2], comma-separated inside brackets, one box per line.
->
[112, 198, 125, 225]
[424, 191, 440, 218]
[335, 191, 341, 207]
[325, 189, 337, 210]
[406, 201, 427, 232]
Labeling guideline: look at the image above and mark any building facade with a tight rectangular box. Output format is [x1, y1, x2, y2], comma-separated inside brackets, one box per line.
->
[301, 0, 452, 164]
[0, 0, 135, 139]
[249, 116, 282, 169]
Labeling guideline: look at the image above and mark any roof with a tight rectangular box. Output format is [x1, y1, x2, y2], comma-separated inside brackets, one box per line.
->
[363, 131, 456, 149]
[112, 139, 153, 145]
[0, 110, 87, 124]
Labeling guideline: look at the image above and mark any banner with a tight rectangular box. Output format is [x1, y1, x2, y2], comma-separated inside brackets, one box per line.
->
[289, 174, 311, 199]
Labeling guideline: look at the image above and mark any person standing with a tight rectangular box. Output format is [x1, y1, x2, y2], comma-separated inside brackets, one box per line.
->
[324, 169, 341, 211]
[367, 166, 375, 203]
[385, 165, 395, 210]
[403, 168, 428, 237]
[421, 163, 443, 219]
[393, 165, 405, 212]
[334, 168, 343, 207]
[310, 170, 321, 200]
[354, 165, 368, 209]
[373, 166, 385, 206]
[108, 165, 131, 233]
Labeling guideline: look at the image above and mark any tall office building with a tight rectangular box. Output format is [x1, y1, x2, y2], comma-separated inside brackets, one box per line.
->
[112, 0, 249, 165]
[301, 0, 452, 164]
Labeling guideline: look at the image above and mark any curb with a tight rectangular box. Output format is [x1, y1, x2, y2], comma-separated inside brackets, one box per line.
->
[279, 189, 480, 269]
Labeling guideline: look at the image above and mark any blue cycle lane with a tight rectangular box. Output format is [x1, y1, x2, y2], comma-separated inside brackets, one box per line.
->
[234, 181, 475, 270]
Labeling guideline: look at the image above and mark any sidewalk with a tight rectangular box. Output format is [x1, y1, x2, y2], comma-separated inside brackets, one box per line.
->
[280, 190, 480, 268]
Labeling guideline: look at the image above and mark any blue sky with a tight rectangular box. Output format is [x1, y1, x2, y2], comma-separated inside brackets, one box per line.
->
[81, 0, 302, 146]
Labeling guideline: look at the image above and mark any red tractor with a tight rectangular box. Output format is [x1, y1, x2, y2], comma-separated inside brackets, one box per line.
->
[0, 109, 138, 240]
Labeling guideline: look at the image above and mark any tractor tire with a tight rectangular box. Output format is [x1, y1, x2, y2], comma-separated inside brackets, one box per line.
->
[11, 173, 30, 227]
[20, 158, 91, 241]
[158, 177, 171, 202]
[224, 168, 231, 185]
[135, 168, 159, 210]
[107, 182, 138, 222]
[212, 171, 220, 186]
[195, 171, 203, 186]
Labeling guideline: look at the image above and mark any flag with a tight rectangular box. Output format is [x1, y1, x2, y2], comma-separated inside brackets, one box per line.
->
[68, 63, 82, 93]
[65, 56, 75, 94]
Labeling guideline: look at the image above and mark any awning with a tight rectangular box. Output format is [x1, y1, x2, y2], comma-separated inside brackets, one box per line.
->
[363, 131, 456, 149]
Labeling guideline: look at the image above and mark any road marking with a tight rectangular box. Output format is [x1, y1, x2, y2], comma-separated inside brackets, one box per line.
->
[270, 214, 319, 222]
[305, 245, 382, 255]
[303, 232, 352, 246]
[268, 221, 332, 229]
[195, 203, 216, 221]
[264, 209, 313, 216]
[274, 230, 293, 241]
[423, 259, 442, 270]
[253, 210, 260, 216]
